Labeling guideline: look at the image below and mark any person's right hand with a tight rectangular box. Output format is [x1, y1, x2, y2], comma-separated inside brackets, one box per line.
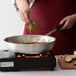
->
[16, 0, 31, 23]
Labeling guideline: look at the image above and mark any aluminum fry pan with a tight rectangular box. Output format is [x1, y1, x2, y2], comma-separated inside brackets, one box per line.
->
[4, 35, 56, 54]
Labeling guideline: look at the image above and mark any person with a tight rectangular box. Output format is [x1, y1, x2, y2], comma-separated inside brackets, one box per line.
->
[15, 0, 76, 55]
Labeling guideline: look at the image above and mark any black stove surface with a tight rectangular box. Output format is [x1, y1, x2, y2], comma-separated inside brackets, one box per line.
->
[0, 50, 56, 72]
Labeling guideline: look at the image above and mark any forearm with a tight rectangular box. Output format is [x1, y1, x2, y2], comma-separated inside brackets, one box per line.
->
[71, 14, 76, 22]
[14, 0, 29, 11]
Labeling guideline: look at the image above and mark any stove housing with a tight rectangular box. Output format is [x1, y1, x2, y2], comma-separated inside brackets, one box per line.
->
[0, 50, 56, 71]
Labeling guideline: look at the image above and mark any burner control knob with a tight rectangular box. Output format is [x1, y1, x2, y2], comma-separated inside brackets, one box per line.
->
[0, 50, 15, 58]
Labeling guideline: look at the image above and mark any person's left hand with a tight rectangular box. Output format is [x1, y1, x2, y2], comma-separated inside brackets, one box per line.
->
[59, 14, 76, 30]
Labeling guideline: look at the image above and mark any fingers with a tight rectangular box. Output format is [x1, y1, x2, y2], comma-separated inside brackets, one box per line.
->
[72, 61, 76, 66]
[19, 11, 31, 23]
[61, 20, 69, 29]
[62, 21, 73, 29]
[59, 17, 67, 25]
[56, 55, 65, 60]
[57, 55, 76, 69]
[59, 17, 67, 30]
[23, 11, 31, 23]
[59, 16, 74, 30]
[71, 61, 76, 69]
[20, 11, 26, 22]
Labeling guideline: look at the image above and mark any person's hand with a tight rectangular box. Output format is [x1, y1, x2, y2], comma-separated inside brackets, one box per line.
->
[59, 14, 76, 29]
[56, 55, 76, 69]
[16, 0, 31, 23]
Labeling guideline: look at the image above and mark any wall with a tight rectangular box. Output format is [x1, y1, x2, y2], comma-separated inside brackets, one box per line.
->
[0, 0, 25, 50]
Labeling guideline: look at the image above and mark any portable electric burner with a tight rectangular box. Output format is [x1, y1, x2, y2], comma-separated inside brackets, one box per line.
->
[0, 50, 56, 72]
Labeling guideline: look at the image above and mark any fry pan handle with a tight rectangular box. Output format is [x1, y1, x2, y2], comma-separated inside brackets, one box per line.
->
[55, 22, 65, 30]
[45, 22, 65, 36]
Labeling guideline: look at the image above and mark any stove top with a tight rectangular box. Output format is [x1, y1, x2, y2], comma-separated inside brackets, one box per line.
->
[0, 50, 56, 72]
[15, 50, 54, 58]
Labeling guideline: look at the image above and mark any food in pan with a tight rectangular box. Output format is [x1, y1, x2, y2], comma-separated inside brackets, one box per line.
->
[16, 42, 47, 44]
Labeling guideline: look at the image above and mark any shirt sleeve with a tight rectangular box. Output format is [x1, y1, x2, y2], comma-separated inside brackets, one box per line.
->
[14, 0, 35, 11]
[29, 0, 35, 7]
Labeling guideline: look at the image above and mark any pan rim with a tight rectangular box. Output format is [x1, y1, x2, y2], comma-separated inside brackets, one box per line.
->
[4, 35, 56, 44]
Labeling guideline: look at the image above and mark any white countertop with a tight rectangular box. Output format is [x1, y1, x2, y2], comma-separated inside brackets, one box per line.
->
[0, 60, 76, 76]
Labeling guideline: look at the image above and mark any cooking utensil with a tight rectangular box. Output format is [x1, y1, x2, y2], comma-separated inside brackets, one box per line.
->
[4, 35, 56, 54]
[4, 23, 64, 54]
[35, 22, 65, 42]
[46, 22, 65, 35]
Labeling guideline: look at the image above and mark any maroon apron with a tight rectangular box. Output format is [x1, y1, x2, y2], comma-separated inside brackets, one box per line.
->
[23, 0, 76, 55]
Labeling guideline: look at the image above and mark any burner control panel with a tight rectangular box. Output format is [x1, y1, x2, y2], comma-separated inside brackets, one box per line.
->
[0, 62, 14, 68]
[0, 50, 56, 71]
